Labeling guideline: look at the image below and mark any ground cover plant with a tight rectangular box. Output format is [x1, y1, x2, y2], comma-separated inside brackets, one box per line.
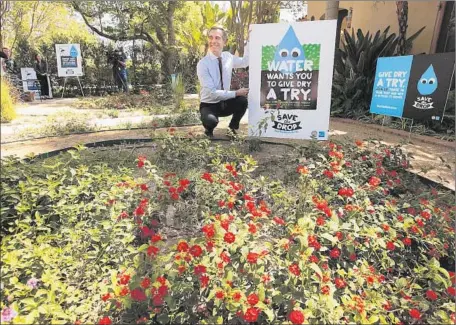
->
[1, 133, 455, 324]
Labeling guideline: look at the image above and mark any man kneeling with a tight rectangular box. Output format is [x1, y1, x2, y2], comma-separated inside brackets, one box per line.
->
[196, 26, 249, 138]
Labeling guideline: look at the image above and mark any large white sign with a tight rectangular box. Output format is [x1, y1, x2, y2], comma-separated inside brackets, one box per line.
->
[248, 21, 336, 140]
[55, 44, 83, 77]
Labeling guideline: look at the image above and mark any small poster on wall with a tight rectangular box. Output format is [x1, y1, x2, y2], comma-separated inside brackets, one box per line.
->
[249, 20, 337, 140]
[55, 44, 84, 77]
[370, 52, 455, 121]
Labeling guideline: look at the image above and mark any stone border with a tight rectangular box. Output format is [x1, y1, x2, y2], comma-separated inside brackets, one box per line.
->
[331, 118, 455, 150]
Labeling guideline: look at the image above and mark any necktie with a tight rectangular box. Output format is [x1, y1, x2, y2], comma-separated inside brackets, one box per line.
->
[217, 57, 224, 90]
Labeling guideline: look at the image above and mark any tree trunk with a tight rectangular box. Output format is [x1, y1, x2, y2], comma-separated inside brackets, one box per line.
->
[325, 1, 339, 20]
[396, 1, 408, 55]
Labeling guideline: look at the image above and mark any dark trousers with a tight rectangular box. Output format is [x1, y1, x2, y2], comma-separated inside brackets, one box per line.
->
[37, 74, 49, 96]
[200, 96, 248, 132]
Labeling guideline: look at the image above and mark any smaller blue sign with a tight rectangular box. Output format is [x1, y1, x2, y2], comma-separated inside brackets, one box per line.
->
[370, 56, 413, 117]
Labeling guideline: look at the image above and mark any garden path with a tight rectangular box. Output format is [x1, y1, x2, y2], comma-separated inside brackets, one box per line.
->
[1, 98, 454, 190]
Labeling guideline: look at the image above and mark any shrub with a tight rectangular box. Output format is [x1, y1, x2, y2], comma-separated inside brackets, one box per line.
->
[1, 138, 454, 324]
[1, 78, 17, 122]
[331, 26, 425, 118]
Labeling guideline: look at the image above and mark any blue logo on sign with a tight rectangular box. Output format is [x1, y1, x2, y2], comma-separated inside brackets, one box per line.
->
[417, 64, 438, 95]
[318, 131, 325, 137]
[70, 45, 78, 58]
[273, 26, 305, 73]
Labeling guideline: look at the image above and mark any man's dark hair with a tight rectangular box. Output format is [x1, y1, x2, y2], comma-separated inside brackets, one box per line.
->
[208, 26, 228, 42]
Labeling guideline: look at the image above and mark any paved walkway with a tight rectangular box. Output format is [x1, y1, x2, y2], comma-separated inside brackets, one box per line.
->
[2, 116, 454, 190]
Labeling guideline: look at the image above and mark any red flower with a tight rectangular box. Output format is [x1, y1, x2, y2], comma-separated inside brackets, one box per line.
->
[316, 216, 325, 226]
[247, 252, 260, 264]
[151, 234, 162, 243]
[118, 273, 130, 285]
[334, 278, 346, 289]
[369, 176, 381, 187]
[194, 265, 207, 275]
[262, 274, 271, 283]
[420, 210, 431, 220]
[140, 277, 151, 289]
[215, 290, 225, 299]
[189, 244, 203, 258]
[289, 263, 301, 276]
[202, 224, 215, 238]
[386, 241, 395, 251]
[243, 307, 260, 322]
[447, 286, 456, 296]
[426, 290, 438, 300]
[130, 288, 147, 301]
[297, 165, 308, 174]
[139, 183, 148, 191]
[409, 309, 421, 319]
[248, 223, 257, 234]
[288, 310, 305, 325]
[179, 178, 190, 188]
[147, 245, 159, 257]
[232, 291, 242, 301]
[134, 205, 145, 216]
[273, 216, 285, 225]
[224, 232, 236, 244]
[402, 238, 412, 246]
[335, 232, 343, 240]
[200, 275, 209, 288]
[338, 187, 354, 197]
[137, 156, 146, 168]
[152, 295, 164, 306]
[220, 251, 231, 263]
[321, 285, 330, 295]
[98, 316, 112, 325]
[309, 255, 319, 263]
[201, 172, 214, 183]
[329, 248, 340, 259]
[177, 241, 189, 252]
[323, 170, 334, 178]
[355, 140, 363, 147]
[101, 293, 111, 301]
[119, 286, 129, 296]
[158, 285, 168, 296]
[247, 293, 259, 306]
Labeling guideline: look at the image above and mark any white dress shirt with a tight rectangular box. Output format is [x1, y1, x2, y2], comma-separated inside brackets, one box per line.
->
[197, 44, 249, 103]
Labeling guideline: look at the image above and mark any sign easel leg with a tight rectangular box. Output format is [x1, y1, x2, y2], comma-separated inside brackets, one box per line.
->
[61, 77, 67, 98]
[77, 76, 85, 97]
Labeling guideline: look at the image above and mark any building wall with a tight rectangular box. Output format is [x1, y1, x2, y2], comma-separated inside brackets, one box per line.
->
[307, 1, 441, 54]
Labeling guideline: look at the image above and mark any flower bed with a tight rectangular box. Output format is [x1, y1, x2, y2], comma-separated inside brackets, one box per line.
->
[1, 133, 455, 324]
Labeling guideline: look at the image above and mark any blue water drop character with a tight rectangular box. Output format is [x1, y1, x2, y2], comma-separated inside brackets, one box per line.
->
[417, 64, 438, 95]
[273, 26, 305, 73]
[70, 45, 78, 58]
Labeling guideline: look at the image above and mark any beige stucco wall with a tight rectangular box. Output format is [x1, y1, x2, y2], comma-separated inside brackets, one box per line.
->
[306, 1, 441, 54]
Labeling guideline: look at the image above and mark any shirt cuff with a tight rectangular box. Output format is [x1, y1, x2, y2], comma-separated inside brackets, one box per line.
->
[227, 90, 236, 99]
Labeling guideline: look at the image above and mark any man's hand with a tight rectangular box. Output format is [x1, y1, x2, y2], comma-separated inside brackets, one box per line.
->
[236, 88, 249, 97]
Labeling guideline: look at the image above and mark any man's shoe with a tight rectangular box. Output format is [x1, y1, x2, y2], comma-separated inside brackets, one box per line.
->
[204, 129, 214, 138]
[227, 128, 238, 139]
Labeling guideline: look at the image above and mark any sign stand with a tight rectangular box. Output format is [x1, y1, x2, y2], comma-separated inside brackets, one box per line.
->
[408, 118, 414, 142]
[61, 76, 84, 98]
[441, 68, 455, 124]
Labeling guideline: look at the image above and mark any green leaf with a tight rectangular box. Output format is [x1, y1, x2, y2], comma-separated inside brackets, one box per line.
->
[157, 314, 169, 324]
[264, 308, 275, 321]
[309, 263, 322, 278]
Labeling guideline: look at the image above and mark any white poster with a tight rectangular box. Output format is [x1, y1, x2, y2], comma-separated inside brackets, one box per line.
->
[55, 44, 83, 77]
[248, 21, 337, 140]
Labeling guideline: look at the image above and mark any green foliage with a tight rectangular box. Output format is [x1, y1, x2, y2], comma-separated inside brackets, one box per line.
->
[1, 78, 17, 123]
[1, 137, 455, 324]
[331, 26, 425, 118]
[0, 148, 145, 323]
[171, 74, 185, 112]
[19, 112, 95, 138]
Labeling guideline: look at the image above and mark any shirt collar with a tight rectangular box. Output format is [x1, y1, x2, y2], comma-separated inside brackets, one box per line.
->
[208, 51, 222, 60]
